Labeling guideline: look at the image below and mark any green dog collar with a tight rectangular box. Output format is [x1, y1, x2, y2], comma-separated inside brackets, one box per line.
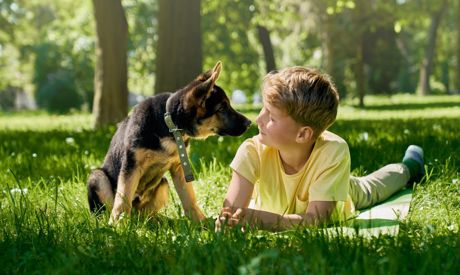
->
[164, 112, 195, 182]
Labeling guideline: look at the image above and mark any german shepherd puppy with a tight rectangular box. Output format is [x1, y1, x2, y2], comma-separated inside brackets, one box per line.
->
[87, 62, 251, 223]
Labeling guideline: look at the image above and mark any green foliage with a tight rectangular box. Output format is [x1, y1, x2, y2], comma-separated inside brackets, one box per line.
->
[0, 0, 95, 110]
[1, 0, 458, 111]
[0, 95, 459, 273]
[124, 0, 158, 95]
[202, 0, 261, 95]
[36, 70, 83, 113]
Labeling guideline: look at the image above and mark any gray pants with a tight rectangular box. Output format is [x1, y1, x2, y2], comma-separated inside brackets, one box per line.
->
[349, 163, 410, 210]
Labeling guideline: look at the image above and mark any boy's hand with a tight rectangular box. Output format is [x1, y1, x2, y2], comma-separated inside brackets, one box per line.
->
[215, 207, 245, 232]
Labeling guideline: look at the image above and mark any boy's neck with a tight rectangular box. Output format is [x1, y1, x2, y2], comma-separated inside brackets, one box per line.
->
[278, 141, 315, 175]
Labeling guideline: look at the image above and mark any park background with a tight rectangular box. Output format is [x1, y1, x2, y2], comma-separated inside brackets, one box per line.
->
[0, 0, 460, 274]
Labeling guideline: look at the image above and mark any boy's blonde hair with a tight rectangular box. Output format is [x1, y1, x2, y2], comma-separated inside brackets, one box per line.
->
[262, 66, 339, 139]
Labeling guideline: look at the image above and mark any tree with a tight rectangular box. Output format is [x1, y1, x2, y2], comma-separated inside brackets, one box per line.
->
[155, 0, 202, 94]
[457, 0, 460, 90]
[92, 0, 128, 128]
[417, 0, 448, 95]
[256, 25, 277, 73]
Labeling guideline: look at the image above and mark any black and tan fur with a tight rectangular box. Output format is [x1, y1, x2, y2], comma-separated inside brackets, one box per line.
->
[87, 62, 251, 223]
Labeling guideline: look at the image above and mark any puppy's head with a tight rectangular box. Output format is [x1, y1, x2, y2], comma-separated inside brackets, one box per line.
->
[175, 61, 251, 138]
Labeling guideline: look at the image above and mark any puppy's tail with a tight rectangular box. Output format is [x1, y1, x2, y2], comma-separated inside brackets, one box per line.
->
[87, 168, 114, 214]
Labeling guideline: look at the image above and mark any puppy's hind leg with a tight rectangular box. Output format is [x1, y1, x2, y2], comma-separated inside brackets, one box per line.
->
[87, 169, 114, 214]
[136, 178, 170, 218]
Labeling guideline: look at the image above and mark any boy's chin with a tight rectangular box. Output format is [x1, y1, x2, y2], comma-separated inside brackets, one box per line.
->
[257, 134, 269, 145]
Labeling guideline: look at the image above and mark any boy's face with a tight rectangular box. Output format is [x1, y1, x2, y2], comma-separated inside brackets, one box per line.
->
[256, 100, 304, 150]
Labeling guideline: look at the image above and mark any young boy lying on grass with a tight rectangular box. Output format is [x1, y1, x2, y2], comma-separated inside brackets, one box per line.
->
[215, 67, 424, 231]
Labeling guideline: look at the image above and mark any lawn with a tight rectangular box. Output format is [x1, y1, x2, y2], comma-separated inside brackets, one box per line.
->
[1, 94, 459, 274]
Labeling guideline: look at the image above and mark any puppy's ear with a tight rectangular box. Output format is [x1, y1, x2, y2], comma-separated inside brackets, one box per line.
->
[190, 61, 222, 106]
[196, 61, 222, 83]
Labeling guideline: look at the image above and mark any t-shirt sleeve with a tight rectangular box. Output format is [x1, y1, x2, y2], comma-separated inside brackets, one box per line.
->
[229, 138, 260, 184]
[308, 142, 351, 202]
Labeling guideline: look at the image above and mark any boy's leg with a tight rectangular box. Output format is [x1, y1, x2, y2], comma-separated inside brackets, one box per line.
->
[349, 164, 410, 210]
[402, 145, 425, 187]
[349, 145, 424, 210]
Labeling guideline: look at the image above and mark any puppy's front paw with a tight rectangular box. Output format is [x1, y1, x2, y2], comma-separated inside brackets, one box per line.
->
[109, 211, 129, 226]
[186, 207, 206, 223]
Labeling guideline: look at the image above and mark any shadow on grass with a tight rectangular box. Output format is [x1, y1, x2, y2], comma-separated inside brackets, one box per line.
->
[349, 218, 400, 228]
[354, 101, 460, 111]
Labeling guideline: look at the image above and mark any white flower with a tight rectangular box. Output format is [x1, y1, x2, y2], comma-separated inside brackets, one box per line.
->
[359, 132, 369, 142]
[432, 124, 442, 131]
[32, 153, 37, 158]
[66, 137, 75, 144]
[10, 188, 28, 194]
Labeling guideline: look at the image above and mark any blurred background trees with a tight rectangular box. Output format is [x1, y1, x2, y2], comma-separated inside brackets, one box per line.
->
[0, 0, 459, 126]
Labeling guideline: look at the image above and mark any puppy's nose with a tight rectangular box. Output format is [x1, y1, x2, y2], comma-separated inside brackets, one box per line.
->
[243, 118, 251, 129]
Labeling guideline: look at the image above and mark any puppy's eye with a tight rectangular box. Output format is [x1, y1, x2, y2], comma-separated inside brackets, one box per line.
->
[216, 105, 225, 113]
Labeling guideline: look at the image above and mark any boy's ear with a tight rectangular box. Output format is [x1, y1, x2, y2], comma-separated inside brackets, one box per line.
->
[296, 126, 314, 143]
[191, 61, 222, 106]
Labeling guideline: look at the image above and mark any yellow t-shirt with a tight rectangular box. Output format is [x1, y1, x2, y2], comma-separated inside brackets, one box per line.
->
[230, 130, 355, 220]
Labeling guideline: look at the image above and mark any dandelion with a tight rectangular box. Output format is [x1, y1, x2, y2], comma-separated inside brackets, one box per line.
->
[66, 137, 75, 144]
[32, 153, 37, 158]
[432, 124, 442, 131]
[10, 188, 28, 194]
[447, 224, 458, 232]
[359, 132, 369, 142]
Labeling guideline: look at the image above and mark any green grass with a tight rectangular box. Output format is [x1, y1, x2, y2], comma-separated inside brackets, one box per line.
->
[1, 94, 459, 274]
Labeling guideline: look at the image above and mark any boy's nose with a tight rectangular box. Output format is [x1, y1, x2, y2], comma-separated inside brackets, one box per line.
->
[255, 113, 263, 126]
[256, 108, 266, 126]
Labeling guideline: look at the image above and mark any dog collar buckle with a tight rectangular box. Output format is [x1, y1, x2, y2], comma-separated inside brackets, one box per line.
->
[164, 112, 181, 132]
[164, 112, 195, 182]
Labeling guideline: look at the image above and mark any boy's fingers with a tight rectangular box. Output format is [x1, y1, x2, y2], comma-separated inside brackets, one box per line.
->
[232, 208, 244, 219]
[220, 207, 232, 215]
[215, 217, 222, 232]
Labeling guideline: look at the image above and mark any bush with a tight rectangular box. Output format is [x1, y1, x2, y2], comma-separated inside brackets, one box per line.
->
[36, 70, 83, 113]
[0, 86, 17, 111]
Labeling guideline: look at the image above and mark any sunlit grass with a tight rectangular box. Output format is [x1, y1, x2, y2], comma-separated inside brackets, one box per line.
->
[0, 94, 459, 274]
[0, 110, 92, 131]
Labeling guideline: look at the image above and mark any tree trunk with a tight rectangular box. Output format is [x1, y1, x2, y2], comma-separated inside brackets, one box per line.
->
[353, 0, 369, 107]
[457, 0, 460, 91]
[155, 0, 202, 94]
[417, 0, 448, 96]
[355, 40, 366, 108]
[92, 0, 128, 128]
[256, 25, 276, 73]
[323, 14, 346, 98]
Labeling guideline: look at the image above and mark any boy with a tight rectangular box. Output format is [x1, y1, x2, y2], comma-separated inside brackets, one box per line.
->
[215, 67, 424, 231]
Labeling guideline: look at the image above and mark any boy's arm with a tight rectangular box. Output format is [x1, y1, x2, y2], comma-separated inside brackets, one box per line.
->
[223, 170, 254, 208]
[220, 201, 337, 231]
[216, 170, 253, 231]
[217, 170, 337, 231]
[228, 201, 337, 231]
